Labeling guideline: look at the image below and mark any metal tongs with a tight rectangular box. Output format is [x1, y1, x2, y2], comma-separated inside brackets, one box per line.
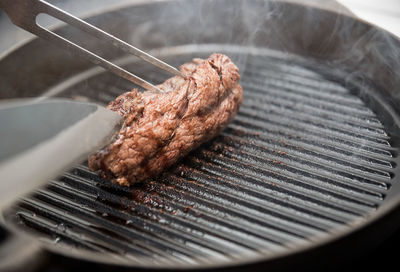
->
[0, 0, 183, 91]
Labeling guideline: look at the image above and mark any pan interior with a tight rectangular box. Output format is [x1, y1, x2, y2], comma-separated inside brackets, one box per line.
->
[2, 43, 399, 268]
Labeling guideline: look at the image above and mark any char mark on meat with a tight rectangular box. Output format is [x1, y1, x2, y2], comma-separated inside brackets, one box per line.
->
[89, 53, 243, 186]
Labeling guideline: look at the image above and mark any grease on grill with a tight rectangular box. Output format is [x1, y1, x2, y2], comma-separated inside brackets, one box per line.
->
[95, 177, 207, 221]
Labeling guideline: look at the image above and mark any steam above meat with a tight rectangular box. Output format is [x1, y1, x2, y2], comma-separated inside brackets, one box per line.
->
[89, 53, 243, 186]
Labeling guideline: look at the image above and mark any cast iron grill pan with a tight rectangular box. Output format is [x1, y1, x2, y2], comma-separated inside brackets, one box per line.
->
[3, 45, 399, 268]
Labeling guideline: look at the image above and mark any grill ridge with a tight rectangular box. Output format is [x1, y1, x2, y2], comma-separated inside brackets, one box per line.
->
[193, 150, 381, 209]
[58, 172, 288, 252]
[242, 86, 384, 129]
[241, 101, 388, 139]
[231, 119, 393, 159]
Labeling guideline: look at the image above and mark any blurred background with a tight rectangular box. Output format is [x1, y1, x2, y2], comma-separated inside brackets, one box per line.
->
[1, 0, 400, 54]
[337, 0, 400, 37]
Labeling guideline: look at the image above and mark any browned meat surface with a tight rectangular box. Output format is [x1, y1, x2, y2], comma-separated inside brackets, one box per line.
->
[89, 53, 243, 186]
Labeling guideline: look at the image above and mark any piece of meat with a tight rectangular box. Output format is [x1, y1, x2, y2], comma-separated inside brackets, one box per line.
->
[89, 53, 243, 186]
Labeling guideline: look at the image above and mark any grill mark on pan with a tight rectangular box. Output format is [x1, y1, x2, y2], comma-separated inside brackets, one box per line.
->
[231, 118, 393, 159]
[35, 187, 235, 257]
[221, 131, 393, 176]
[190, 150, 382, 208]
[242, 84, 383, 128]
[50, 176, 286, 251]
[165, 172, 351, 227]
[72, 169, 312, 243]
[32, 181, 241, 256]
[80, 164, 361, 225]
[215, 134, 391, 188]
[237, 106, 389, 147]
[241, 100, 388, 139]
[244, 68, 371, 109]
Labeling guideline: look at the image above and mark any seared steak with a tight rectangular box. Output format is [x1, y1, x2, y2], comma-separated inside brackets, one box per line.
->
[89, 53, 243, 186]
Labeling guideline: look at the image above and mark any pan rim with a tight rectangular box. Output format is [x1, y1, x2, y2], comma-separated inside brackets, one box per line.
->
[2, 43, 400, 269]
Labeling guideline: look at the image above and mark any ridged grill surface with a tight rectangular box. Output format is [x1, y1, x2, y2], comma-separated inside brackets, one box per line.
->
[4, 47, 397, 267]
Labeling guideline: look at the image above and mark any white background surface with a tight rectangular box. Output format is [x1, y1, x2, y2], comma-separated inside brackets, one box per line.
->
[337, 0, 400, 37]
[1, 0, 400, 54]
